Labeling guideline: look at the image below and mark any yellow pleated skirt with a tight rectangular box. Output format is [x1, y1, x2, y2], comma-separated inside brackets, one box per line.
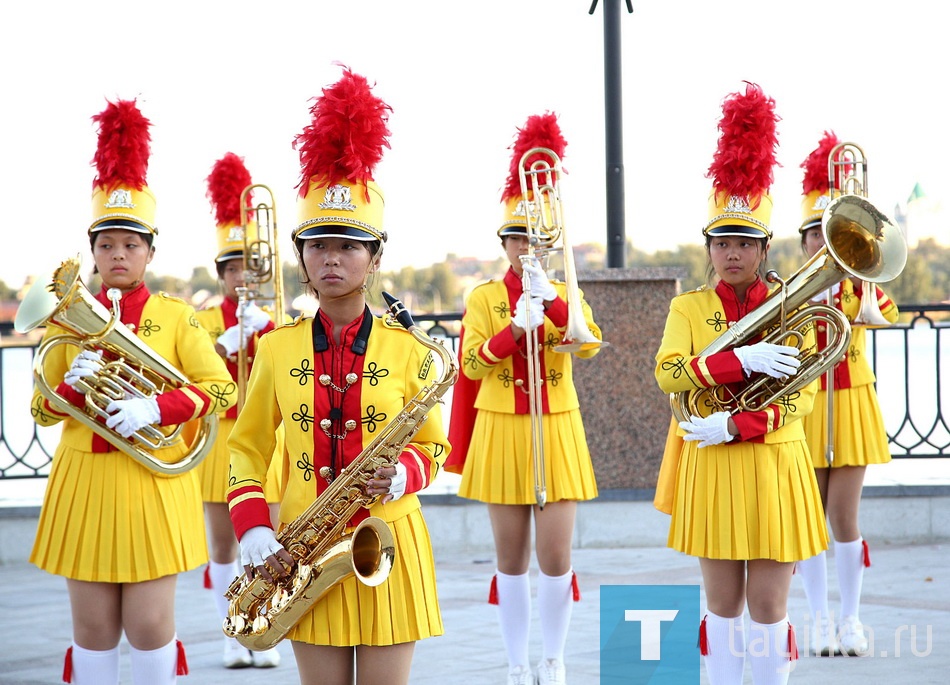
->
[802, 385, 893, 469]
[288, 508, 442, 646]
[31, 444, 207, 582]
[196, 417, 285, 502]
[668, 439, 828, 562]
[457, 409, 598, 505]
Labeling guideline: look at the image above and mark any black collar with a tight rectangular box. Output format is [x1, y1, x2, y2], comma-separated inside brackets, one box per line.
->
[312, 305, 373, 355]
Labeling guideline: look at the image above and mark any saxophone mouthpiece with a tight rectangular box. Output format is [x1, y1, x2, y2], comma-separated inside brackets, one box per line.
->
[382, 291, 415, 330]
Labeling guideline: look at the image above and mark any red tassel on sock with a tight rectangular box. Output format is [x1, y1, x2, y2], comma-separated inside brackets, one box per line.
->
[571, 571, 581, 602]
[176, 640, 189, 676]
[203, 564, 212, 589]
[787, 623, 799, 661]
[63, 646, 73, 683]
[698, 616, 709, 656]
[488, 575, 499, 605]
[862, 539, 871, 567]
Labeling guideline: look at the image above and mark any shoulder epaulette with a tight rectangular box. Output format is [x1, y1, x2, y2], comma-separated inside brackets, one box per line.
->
[157, 291, 188, 306]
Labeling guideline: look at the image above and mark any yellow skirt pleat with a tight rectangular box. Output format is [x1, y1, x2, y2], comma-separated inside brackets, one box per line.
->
[668, 439, 828, 562]
[458, 410, 599, 504]
[802, 385, 893, 468]
[31, 445, 207, 582]
[197, 417, 285, 502]
[288, 507, 442, 646]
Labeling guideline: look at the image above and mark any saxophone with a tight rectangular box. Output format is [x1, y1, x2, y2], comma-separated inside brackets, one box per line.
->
[223, 292, 458, 651]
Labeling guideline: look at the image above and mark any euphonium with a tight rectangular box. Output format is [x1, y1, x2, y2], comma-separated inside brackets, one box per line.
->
[670, 190, 907, 424]
[14, 256, 218, 476]
[517, 147, 608, 508]
[222, 292, 458, 651]
[236, 183, 285, 410]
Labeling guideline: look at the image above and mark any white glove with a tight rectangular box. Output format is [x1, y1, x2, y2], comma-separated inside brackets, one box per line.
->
[522, 258, 558, 302]
[64, 349, 103, 392]
[104, 396, 161, 438]
[239, 525, 285, 569]
[387, 461, 407, 502]
[240, 303, 272, 333]
[217, 324, 247, 356]
[679, 412, 734, 449]
[733, 342, 801, 379]
[512, 293, 545, 332]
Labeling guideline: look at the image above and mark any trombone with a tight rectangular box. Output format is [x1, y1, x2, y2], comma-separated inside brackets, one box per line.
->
[236, 184, 285, 410]
[516, 147, 609, 508]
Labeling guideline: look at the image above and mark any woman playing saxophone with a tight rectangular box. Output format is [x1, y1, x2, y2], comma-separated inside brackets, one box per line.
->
[226, 68, 449, 685]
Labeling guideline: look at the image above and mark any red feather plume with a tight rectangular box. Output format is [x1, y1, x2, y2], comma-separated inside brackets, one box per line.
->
[800, 130, 841, 194]
[294, 68, 392, 201]
[206, 152, 253, 226]
[502, 112, 568, 202]
[706, 83, 779, 210]
[91, 99, 151, 192]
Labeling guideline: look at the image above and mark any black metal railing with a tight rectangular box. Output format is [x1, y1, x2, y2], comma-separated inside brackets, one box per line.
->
[2, 306, 948, 480]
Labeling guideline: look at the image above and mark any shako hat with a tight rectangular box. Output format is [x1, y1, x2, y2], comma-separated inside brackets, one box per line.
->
[293, 68, 391, 244]
[703, 82, 779, 239]
[206, 152, 257, 263]
[498, 112, 567, 238]
[88, 99, 157, 236]
[799, 130, 843, 234]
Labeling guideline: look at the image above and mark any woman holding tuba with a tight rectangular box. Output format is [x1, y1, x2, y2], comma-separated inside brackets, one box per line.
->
[446, 113, 602, 685]
[654, 83, 827, 685]
[226, 68, 449, 685]
[28, 99, 234, 684]
[793, 132, 900, 658]
[194, 152, 283, 670]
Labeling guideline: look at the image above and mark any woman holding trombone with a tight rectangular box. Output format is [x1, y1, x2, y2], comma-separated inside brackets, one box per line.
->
[447, 112, 603, 685]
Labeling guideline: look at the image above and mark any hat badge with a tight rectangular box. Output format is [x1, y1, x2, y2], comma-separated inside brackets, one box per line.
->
[513, 198, 540, 221]
[226, 225, 245, 242]
[811, 194, 831, 212]
[319, 184, 357, 211]
[105, 189, 135, 209]
[724, 194, 752, 214]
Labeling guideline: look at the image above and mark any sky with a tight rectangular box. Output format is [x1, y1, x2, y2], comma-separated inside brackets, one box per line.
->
[2, 0, 948, 290]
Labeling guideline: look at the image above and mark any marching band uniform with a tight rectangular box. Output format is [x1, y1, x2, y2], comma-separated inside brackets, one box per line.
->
[793, 132, 899, 657]
[226, 69, 448, 666]
[193, 152, 283, 669]
[654, 84, 827, 685]
[447, 113, 601, 685]
[28, 99, 233, 684]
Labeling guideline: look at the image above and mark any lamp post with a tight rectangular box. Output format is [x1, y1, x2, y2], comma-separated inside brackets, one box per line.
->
[589, 0, 634, 268]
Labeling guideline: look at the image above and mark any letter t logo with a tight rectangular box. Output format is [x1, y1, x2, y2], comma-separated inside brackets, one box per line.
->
[625, 610, 679, 660]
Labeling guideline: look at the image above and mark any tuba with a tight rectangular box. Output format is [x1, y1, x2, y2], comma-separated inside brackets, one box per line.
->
[517, 147, 608, 508]
[14, 256, 218, 476]
[670, 188, 907, 424]
[236, 183, 285, 410]
[222, 292, 458, 650]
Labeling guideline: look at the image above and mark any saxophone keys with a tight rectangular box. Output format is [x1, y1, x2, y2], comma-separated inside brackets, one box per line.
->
[251, 615, 271, 635]
[223, 614, 246, 635]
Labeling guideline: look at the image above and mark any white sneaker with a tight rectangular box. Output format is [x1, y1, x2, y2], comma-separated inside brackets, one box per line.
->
[507, 665, 536, 685]
[252, 647, 281, 668]
[536, 658, 566, 685]
[811, 617, 840, 656]
[838, 615, 869, 656]
[223, 638, 253, 668]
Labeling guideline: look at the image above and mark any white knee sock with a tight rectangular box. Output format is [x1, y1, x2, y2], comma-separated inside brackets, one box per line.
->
[748, 617, 794, 685]
[835, 538, 866, 619]
[67, 643, 119, 685]
[129, 637, 183, 685]
[208, 560, 241, 622]
[701, 611, 745, 685]
[494, 571, 531, 670]
[795, 551, 831, 627]
[537, 569, 573, 662]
